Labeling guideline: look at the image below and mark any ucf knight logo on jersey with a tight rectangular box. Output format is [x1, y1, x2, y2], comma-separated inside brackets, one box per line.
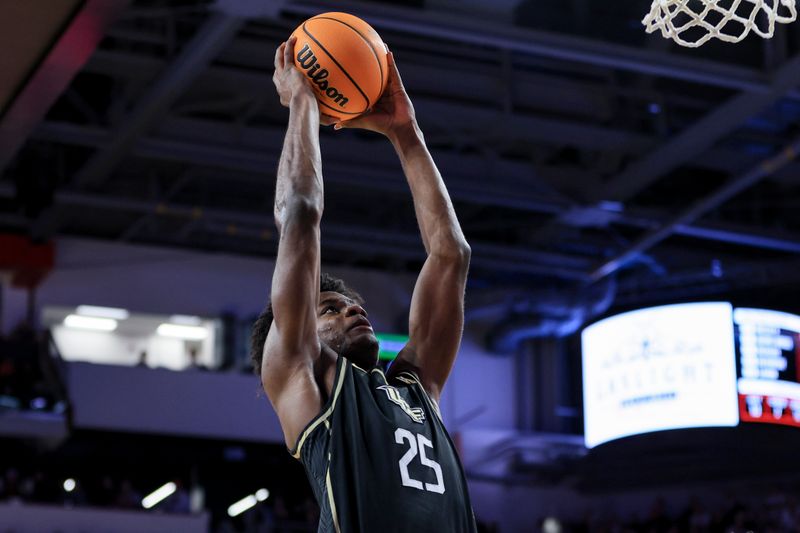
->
[377, 385, 426, 424]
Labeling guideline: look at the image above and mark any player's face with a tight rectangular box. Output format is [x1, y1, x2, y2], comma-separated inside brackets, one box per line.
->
[316, 291, 379, 368]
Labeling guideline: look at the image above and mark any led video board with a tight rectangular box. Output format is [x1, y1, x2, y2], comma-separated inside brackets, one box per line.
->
[582, 303, 800, 448]
[734, 308, 800, 428]
[582, 302, 740, 448]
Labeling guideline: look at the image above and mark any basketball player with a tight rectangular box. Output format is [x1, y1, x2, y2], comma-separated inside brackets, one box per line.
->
[251, 36, 476, 532]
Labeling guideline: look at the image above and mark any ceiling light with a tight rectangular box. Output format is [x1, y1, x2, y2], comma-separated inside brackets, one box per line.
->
[76, 305, 130, 320]
[63, 479, 76, 492]
[157, 323, 208, 340]
[64, 315, 117, 331]
[169, 314, 203, 326]
[142, 482, 177, 509]
[227, 494, 257, 517]
[255, 488, 269, 502]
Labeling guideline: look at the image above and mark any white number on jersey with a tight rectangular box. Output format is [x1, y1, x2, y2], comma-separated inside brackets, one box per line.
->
[394, 428, 446, 494]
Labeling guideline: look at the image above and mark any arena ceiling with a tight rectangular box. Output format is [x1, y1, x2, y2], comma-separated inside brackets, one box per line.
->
[2, 0, 800, 332]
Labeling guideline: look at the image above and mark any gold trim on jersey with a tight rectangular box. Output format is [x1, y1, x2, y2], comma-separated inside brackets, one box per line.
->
[351, 362, 368, 373]
[290, 359, 347, 460]
[396, 371, 443, 421]
[394, 375, 415, 386]
[326, 460, 342, 533]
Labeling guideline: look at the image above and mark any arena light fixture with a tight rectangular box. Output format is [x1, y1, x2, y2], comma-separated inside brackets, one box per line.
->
[543, 517, 562, 533]
[142, 482, 177, 509]
[169, 314, 203, 326]
[156, 323, 208, 340]
[76, 305, 130, 320]
[63, 478, 76, 492]
[31, 397, 47, 410]
[226, 488, 269, 517]
[64, 314, 118, 332]
[227, 494, 258, 517]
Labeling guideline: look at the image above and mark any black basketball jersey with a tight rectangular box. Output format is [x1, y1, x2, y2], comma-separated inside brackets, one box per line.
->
[289, 356, 477, 533]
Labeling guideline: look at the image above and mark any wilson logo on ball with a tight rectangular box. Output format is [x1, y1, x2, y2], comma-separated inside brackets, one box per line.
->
[296, 44, 350, 108]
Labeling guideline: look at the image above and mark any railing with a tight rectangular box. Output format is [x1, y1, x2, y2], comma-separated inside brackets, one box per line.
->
[0, 501, 209, 533]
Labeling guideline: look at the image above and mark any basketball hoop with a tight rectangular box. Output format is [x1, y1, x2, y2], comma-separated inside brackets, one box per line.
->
[643, 0, 797, 48]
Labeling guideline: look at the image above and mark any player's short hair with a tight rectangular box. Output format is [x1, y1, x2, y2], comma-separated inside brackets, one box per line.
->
[250, 272, 364, 376]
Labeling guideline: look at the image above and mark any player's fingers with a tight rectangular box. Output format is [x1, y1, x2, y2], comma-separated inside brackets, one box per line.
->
[320, 114, 338, 127]
[333, 119, 349, 130]
[274, 42, 286, 70]
[284, 36, 296, 69]
[386, 51, 404, 89]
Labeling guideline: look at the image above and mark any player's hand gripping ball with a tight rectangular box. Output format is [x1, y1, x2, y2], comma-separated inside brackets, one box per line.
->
[290, 13, 389, 121]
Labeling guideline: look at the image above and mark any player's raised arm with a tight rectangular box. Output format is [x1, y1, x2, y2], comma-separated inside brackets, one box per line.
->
[337, 52, 471, 402]
[261, 37, 325, 448]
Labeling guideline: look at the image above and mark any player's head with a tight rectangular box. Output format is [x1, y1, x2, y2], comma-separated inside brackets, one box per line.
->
[250, 273, 379, 375]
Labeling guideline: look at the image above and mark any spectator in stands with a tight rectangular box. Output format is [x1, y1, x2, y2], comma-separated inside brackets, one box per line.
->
[0, 332, 19, 407]
[114, 479, 141, 509]
[686, 497, 712, 533]
[28, 470, 59, 504]
[214, 518, 237, 533]
[0, 325, 36, 406]
[162, 479, 190, 514]
[0, 468, 21, 503]
[0, 322, 59, 411]
[780, 494, 800, 531]
[644, 496, 672, 533]
[302, 496, 319, 528]
[724, 507, 752, 533]
[271, 494, 293, 533]
[90, 475, 117, 507]
[185, 346, 207, 371]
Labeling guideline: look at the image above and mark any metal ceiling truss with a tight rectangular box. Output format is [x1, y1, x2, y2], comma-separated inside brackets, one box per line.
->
[32, 120, 800, 258]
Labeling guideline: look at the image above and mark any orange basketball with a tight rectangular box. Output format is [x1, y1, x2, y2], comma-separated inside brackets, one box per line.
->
[290, 13, 388, 120]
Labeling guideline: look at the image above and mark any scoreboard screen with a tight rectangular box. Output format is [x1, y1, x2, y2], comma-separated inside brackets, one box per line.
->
[734, 308, 800, 427]
[581, 302, 739, 449]
[582, 303, 800, 448]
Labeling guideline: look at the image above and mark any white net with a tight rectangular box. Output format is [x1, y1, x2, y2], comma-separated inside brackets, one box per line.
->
[643, 0, 797, 47]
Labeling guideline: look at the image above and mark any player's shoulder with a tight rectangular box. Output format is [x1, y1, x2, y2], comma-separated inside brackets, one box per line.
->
[385, 355, 420, 380]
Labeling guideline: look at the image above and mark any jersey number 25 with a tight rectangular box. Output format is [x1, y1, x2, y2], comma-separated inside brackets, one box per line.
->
[394, 428, 445, 494]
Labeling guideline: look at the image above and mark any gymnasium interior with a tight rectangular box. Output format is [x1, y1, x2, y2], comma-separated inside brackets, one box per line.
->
[1, 0, 800, 531]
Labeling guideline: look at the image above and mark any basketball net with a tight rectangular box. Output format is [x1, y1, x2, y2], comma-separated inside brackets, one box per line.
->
[643, 0, 797, 47]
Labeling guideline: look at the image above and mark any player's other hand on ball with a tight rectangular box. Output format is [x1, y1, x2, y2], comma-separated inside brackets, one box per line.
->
[273, 36, 315, 107]
[320, 114, 339, 127]
[334, 51, 417, 138]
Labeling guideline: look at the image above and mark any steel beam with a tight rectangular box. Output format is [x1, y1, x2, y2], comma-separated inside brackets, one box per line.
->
[599, 53, 800, 202]
[33, 120, 800, 256]
[81, 49, 656, 155]
[71, 13, 243, 188]
[591, 138, 800, 281]
[0, 185, 589, 280]
[0, 0, 130, 174]
[33, 121, 572, 214]
[34, 121, 800, 253]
